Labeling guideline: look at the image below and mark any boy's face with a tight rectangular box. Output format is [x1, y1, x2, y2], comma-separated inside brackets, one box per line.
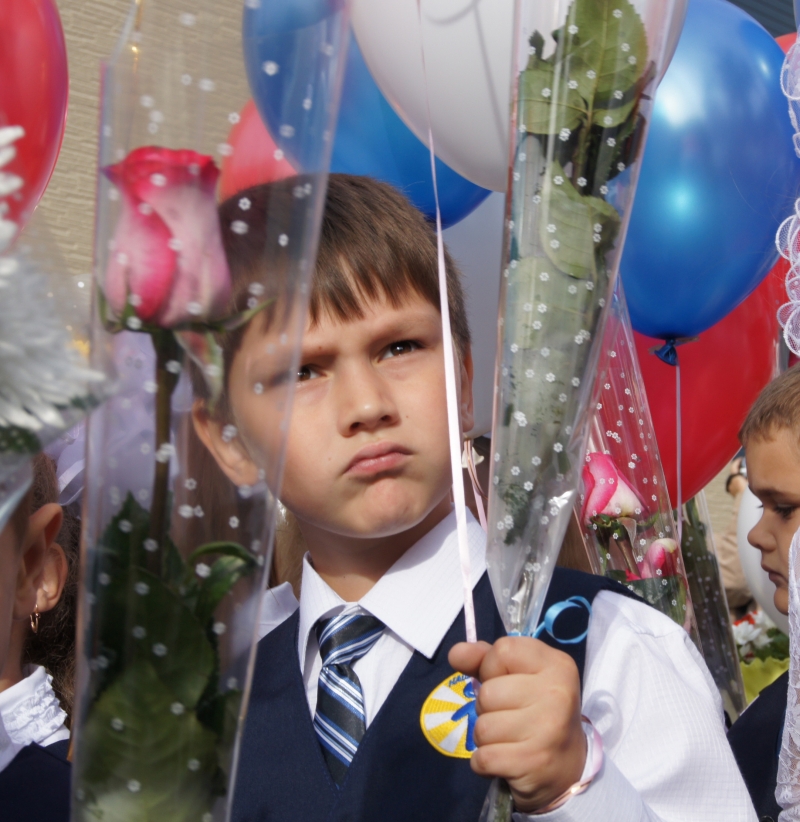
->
[226, 290, 473, 543]
[745, 427, 800, 615]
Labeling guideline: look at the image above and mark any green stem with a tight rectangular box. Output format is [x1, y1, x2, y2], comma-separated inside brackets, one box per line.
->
[146, 330, 181, 575]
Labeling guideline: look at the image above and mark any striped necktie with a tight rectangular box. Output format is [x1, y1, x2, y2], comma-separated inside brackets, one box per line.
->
[313, 612, 385, 785]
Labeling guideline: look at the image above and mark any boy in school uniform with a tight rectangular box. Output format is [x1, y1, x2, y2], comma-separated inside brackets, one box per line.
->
[727, 366, 800, 820]
[194, 174, 755, 821]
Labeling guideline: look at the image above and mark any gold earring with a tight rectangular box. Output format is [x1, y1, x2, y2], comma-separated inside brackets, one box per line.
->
[30, 605, 39, 634]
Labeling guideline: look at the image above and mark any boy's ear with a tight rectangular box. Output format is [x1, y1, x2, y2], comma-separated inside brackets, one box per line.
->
[14, 502, 63, 620]
[192, 401, 260, 488]
[459, 346, 475, 435]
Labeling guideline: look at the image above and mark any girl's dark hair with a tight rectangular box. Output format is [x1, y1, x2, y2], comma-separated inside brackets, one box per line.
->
[21, 453, 79, 722]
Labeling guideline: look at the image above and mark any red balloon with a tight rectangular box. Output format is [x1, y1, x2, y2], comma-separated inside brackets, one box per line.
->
[219, 99, 296, 202]
[0, 0, 68, 235]
[777, 32, 797, 53]
[634, 259, 786, 503]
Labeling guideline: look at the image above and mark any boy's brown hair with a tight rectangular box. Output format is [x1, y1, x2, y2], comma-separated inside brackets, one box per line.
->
[192, 173, 471, 417]
[740, 364, 800, 445]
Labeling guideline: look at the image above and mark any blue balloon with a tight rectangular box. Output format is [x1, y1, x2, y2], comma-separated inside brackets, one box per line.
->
[330, 38, 490, 227]
[620, 0, 800, 340]
[242, 7, 490, 228]
[244, 0, 345, 35]
[243, 1, 349, 176]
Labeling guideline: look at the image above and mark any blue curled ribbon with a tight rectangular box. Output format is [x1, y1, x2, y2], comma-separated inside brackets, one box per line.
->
[531, 596, 593, 645]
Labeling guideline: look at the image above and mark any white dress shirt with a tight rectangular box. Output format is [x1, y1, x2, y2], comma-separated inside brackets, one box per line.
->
[259, 510, 756, 821]
[0, 664, 70, 775]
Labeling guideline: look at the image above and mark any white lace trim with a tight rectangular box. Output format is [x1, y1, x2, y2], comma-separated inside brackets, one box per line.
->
[778, 528, 800, 820]
[0, 665, 69, 748]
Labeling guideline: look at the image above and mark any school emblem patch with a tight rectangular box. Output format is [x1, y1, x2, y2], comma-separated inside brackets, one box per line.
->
[420, 672, 478, 759]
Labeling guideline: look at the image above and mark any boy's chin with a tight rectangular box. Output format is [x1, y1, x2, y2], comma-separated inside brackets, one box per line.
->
[775, 588, 790, 616]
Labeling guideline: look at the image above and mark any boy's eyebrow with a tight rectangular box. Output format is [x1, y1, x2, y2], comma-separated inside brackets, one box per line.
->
[749, 484, 800, 503]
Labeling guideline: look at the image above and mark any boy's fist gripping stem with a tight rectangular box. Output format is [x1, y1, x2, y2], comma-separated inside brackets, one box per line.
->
[449, 637, 587, 815]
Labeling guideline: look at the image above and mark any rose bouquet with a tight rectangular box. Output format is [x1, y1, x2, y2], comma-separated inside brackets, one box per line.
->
[577, 284, 694, 630]
[483, 0, 681, 817]
[71, 3, 351, 820]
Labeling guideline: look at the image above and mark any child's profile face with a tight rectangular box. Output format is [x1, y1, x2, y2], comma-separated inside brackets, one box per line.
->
[226, 290, 472, 544]
[745, 427, 800, 615]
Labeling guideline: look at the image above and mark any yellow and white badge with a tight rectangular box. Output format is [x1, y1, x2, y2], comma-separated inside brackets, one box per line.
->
[420, 672, 478, 759]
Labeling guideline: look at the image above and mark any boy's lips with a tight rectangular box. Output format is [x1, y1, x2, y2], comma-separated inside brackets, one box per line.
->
[345, 441, 412, 476]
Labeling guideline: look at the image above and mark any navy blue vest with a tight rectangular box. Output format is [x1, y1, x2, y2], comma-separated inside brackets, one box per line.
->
[233, 567, 638, 822]
[0, 742, 71, 822]
[728, 670, 788, 822]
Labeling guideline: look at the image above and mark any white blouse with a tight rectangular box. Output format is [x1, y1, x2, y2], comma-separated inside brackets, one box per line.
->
[0, 664, 69, 774]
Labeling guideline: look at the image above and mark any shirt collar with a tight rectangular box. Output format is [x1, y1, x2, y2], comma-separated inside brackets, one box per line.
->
[297, 509, 486, 667]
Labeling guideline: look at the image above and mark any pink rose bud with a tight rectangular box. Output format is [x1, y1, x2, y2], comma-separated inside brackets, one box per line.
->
[581, 452, 645, 523]
[640, 538, 679, 579]
[104, 147, 232, 327]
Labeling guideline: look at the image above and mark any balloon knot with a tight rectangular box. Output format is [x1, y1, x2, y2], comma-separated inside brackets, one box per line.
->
[650, 337, 697, 366]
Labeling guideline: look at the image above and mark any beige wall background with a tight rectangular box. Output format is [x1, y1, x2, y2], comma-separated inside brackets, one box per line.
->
[41, 0, 247, 290]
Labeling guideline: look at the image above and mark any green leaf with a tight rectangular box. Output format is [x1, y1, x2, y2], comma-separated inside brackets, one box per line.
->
[187, 541, 255, 566]
[175, 329, 222, 407]
[519, 56, 586, 136]
[557, 0, 647, 101]
[78, 660, 218, 822]
[593, 96, 636, 129]
[124, 568, 215, 708]
[194, 555, 256, 626]
[539, 162, 621, 278]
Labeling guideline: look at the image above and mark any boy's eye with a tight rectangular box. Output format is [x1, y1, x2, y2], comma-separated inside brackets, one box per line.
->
[774, 505, 798, 521]
[297, 364, 322, 382]
[381, 340, 419, 359]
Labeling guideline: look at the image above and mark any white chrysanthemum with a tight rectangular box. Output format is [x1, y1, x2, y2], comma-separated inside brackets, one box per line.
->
[0, 254, 104, 440]
[0, 127, 25, 252]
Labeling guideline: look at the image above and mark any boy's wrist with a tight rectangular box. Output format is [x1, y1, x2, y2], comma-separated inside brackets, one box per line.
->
[515, 719, 600, 815]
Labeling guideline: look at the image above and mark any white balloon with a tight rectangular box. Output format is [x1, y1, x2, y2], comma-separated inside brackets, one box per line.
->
[443, 192, 505, 436]
[737, 486, 790, 634]
[352, 0, 688, 192]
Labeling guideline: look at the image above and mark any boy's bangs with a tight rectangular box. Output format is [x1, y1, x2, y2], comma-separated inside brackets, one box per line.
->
[308, 256, 436, 328]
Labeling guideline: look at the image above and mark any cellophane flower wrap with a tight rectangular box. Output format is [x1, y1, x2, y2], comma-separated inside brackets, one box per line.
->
[579, 284, 696, 632]
[486, 0, 680, 640]
[483, 2, 679, 816]
[679, 493, 747, 719]
[72, 2, 350, 820]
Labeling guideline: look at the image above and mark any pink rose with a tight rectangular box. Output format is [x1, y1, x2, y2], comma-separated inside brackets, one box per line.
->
[640, 538, 679, 579]
[104, 147, 232, 327]
[581, 452, 645, 523]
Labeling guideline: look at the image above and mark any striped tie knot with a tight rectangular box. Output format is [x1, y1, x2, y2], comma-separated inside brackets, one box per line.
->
[313, 612, 385, 785]
[316, 612, 385, 668]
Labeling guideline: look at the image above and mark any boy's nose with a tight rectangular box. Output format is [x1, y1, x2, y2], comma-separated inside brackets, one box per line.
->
[335, 366, 399, 435]
[748, 515, 774, 556]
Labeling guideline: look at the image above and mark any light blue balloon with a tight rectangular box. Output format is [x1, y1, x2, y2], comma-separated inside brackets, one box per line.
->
[620, 0, 800, 340]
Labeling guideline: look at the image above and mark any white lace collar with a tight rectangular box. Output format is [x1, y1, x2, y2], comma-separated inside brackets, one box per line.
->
[0, 665, 69, 750]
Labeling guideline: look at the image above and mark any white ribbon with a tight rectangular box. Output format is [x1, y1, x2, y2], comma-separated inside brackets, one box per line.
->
[415, 0, 477, 644]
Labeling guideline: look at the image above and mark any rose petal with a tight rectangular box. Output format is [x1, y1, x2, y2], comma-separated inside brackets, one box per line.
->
[581, 452, 617, 522]
[105, 196, 177, 322]
[141, 182, 231, 325]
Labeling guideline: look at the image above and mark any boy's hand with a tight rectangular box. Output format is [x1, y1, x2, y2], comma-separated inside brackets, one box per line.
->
[449, 637, 586, 814]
